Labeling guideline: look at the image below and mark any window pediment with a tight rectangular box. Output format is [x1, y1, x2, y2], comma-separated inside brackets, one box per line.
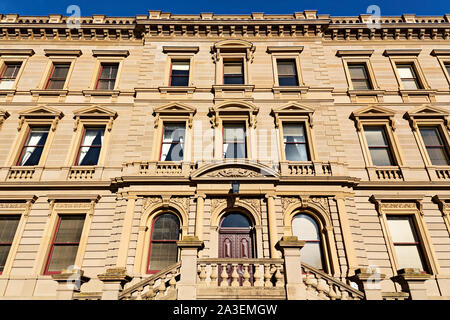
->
[350, 105, 396, 131]
[17, 106, 64, 131]
[211, 40, 255, 62]
[404, 105, 450, 130]
[209, 100, 259, 127]
[152, 102, 196, 128]
[73, 105, 117, 132]
[271, 102, 314, 128]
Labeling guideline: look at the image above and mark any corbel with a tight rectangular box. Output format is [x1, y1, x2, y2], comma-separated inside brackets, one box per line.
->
[290, 25, 296, 37]
[369, 195, 383, 216]
[394, 29, 401, 40]
[73, 116, 80, 131]
[153, 114, 160, 128]
[303, 25, 309, 36]
[254, 25, 260, 37]
[419, 28, 425, 39]
[344, 29, 351, 40]
[230, 25, 235, 37]
[356, 29, 363, 40]
[432, 29, 438, 40]
[188, 114, 193, 129]
[242, 25, 247, 37]
[407, 29, 413, 40]
[278, 25, 284, 37]
[24, 195, 38, 217]
[332, 29, 338, 40]
[157, 25, 163, 36]
[389, 116, 396, 131]
[432, 196, 450, 218]
[315, 25, 323, 37]
[48, 199, 56, 217]
[51, 117, 59, 132]
[17, 117, 25, 131]
[205, 25, 211, 37]
[382, 28, 388, 40]
[444, 29, 450, 40]
[218, 25, 223, 37]
[299, 195, 310, 209]
[194, 25, 199, 37]
[182, 25, 187, 37]
[266, 25, 272, 37]
[0, 111, 10, 129]
[106, 117, 114, 132]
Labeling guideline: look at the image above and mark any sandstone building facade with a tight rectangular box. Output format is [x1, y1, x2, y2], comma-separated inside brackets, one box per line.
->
[0, 11, 449, 300]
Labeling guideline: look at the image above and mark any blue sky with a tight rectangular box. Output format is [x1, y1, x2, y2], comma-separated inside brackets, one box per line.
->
[0, 0, 449, 16]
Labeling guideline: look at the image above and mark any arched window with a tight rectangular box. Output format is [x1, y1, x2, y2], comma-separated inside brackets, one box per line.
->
[147, 213, 180, 273]
[220, 213, 251, 228]
[292, 214, 324, 270]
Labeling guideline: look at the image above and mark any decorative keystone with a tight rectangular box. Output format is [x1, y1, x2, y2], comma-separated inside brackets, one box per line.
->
[276, 236, 305, 250]
[177, 236, 204, 249]
[97, 267, 132, 284]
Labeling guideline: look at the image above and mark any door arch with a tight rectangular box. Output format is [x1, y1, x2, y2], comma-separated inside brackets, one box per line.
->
[218, 212, 255, 285]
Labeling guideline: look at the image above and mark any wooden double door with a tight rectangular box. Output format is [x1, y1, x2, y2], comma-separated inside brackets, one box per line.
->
[218, 228, 254, 285]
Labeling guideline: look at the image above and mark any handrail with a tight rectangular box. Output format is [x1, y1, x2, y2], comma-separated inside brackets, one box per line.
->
[301, 262, 364, 299]
[119, 261, 181, 299]
[198, 258, 284, 264]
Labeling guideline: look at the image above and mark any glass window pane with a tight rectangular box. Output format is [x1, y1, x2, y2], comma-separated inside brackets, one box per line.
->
[148, 242, 178, 271]
[277, 60, 296, 75]
[348, 65, 367, 79]
[420, 127, 443, 146]
[100, 64, 118, 79]
[152, 214, 180, 241]
[386, 216, 417, 243]
[0, 80, 15, 89]
[393, 245, 426, 270]
[170, 76, 189, 86]
[224, 76, 244, 85]
[97, 79, 115, 90]
[52, 65, 70, 78]
[54, 216, 85, 243]
[0, 245, 13, 272]
[402, 79, 419, 90]
[0, 216, 20, 243]
[224, 62, 243, 75]
[397, 65, 414, 78]
[426, 147, 450, 165]
[2, 64, 21, 78]
[283, 124, 305, 142]
[292, 214, 321, 241]
[19, 128, 49, 166]
[301, 242, 324, 269]
[163, 124, 185, 143]
[224, 124, 245, 142]
[47, 245, 79, 272]
[161, 143, 184, 161]
[364, 127, 388, 147]
[78, 146, 101, 165]
[224, 143, 246, 158]
[47, 80, 66, 90]
[278, 76, 298, 86]
[352, 79, 371, 90]
[285, 144, 309, 161]
[171, 61, 189, 72]
[446, 64, 450, 76]
[221, 213, 251, 228]
[369, 148, 395, 166]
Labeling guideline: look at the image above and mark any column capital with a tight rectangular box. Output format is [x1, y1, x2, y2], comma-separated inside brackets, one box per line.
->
[97, 267, 132, 284]
[177, 236, 204, 250]
[275, 236, 305, 251]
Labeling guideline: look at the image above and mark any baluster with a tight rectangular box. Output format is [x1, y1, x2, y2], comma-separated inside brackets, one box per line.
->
[219, 264, 228, 287]
[254, 264, 263, 287]
[264, 264, 272, 287]
[341, 290, 349, 300]
[157, 278, 166, 297]
[199, 264, 207, 286]
[275, 265, 284, 287]
[135, 287, 143, 300]
[328, 283, 338, 300]
[169, 272, 177, 292]
[316, 275, 328, 299]
[305, 271, 315, 294]
[231, 264, 239, 287]
[242, 264, 251, 287]
[144, 280, 155, 300]
[210, 264, 218, 287]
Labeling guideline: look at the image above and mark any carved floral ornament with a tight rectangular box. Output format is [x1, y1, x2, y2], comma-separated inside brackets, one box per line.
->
[281, 196, 330, 216]
[210, 197, 261, 217]
[0, 110, 10, 129]
[142, 196, 190, 215]
[369, 195, 423, 216]
[432, 195, 450, 216]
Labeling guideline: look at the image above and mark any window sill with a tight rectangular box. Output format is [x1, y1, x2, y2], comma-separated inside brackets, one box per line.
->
[158, 86, 196, 95]
[30, 89, 68, 96]
[0, 89, 16, 95]
[272, 86, 308, 98]
[347, 89, 385, 102]
[82, 89, 120, 97]
[399, 89, 436, 102]
[212, 85, 254, 98]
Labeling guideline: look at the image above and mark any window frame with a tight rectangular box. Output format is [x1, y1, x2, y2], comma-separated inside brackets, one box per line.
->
[362, 125, 398, 167]
[74, 126, 105, 166]
[417, 125, 450, 166]
[268, 46, 304, 88]
[159, 122, 187, 162]
[43, 214, 86, 275]
[345, 62, 374, 90]
[168, 59, 191, 87]
[16, 126, 51, 166]
[275, 59, 300, 87]
[222, 58, 245, 85]
[431, 50, 450, 88]
[89, 58, 123, 91]
[94, 62, 120, 91]
[44, 62, 72, 90]
[0, 58, 26, 91]
[34, 195, 98, 276]
[146, 212, 181, 274]
[280, 121, 312, 162]
[222, 121, 248, 159]
[390, 58, 430, 91]
[5, 106, 63, 168]
[371, 196, 440, 276]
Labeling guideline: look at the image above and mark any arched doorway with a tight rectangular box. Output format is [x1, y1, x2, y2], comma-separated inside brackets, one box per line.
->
[218, 212, 254, 285]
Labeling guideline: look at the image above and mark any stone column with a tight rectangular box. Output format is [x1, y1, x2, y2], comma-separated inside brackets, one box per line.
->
[177, 236, 204, 300]
[349, 268, 386, 300]
[392, 268, 431, 300]
[52, 269, 90, 300]
[276, 236, 306, 300]
[266, 194, 280, 258]
[194, 194, 206, 241]
[97, 267, 132, 300]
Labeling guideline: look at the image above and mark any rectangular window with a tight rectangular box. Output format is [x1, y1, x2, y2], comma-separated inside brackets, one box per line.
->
[75, 127, 104, 166]
[445, 63, 450, 78]
[160, 123, 185, 161]
[44, 215, 85, 274]
[95, 63, 118, 90]
[45, 63, 70, 90]
[386, 215, 427, 272]
[223, 60, 244, 85]
[0, 215, 21, 274]
[419, 126, 450, 166]
[283, 123, 310, 161]
[277, 59, 299, 86]
[348, 64, 372, 90]
[17, 127, 50, 166]
[396, 63, 422, 90]
[169, 60, 190, 86]
[0, 62, 22, 89]
[364, 126, 396, 166]
[223, 123, 246, 159]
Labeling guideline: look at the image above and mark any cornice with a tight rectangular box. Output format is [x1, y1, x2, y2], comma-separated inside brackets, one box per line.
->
[0, 12, 447, 42]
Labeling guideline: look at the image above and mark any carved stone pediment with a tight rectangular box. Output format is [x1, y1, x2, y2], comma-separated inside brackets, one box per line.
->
[191, 161, 279, 180]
